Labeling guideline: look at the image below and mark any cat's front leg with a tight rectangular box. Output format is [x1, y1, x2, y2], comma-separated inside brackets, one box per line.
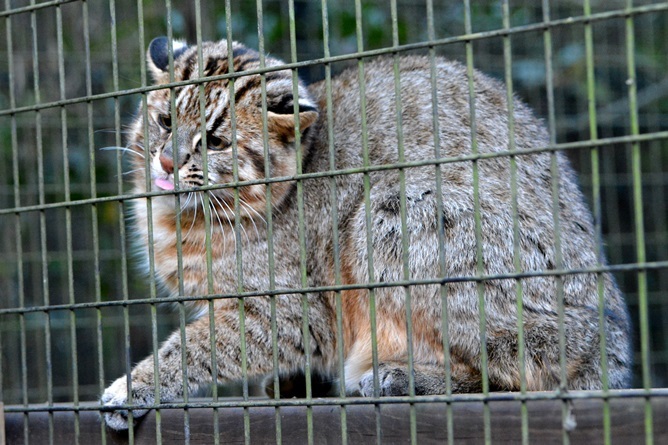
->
[101, 296, 334, 430]
[102, 314, 229, 430]
[100, 373, 156, 430]
[101, 312, 226, 430]
[100, 326, 196, 431]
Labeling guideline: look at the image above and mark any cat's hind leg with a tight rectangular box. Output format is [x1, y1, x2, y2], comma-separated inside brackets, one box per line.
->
[357, 361, 483, 396]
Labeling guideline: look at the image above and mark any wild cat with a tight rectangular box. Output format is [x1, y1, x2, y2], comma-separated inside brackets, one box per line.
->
[101, 36, 631, 430]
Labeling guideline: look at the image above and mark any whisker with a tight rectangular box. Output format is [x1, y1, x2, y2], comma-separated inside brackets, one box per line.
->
[270, 198, 285, 217]
[226, 198, 250, 245]
[203, 196, 223, 257]
[183, 192, 199, 242]
[239, 200, 261, 240]
[240, 198, 267, 226]
[201, 199, 211, 258]
[100, 146, 146, 158]
[94, 129, 134, 135]
[209, 192, 240, 248]
[122, 168, 145, 176]
[127, 142, 147, 152]
[207, 197, 228, 252]
[178, 192, 194, 218]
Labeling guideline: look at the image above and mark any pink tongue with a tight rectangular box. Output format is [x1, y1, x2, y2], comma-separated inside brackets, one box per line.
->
[155, 178, 175, 191]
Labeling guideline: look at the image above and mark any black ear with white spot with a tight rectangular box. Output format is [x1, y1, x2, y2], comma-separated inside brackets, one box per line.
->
[147, 37, 189, 83]
[267, 90, 319, 140]
[267, 93, 317, 115]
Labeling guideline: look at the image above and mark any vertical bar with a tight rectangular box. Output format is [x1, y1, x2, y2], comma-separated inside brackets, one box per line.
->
[352, 1, 382, 442]
[223, 2, 251, 443]
[425, 1, 454, 444]
[163, 2, 191, 442]
[286, 1, 314, 443]
[389, 1, 417, 444]
[585, 3, 612, 444]
[500, 3, 529, 445]
[582, 3, 610, 443]
[4, 1, 30, 441]
[108, 0, 133, 442]
[80, 2, 107, 444]
[583, 2, 619, 444]
[55, 3, 80, 443]
[541, 2, 557, 157]
[29, 1, 55, 442]
[135, 0, 162, 440]
[462, 2, 490, 444]
[625, 2, 653, 444]
[583, 5, 600, 445]
[644, 8, 668, 402]
[192, 1, 219, 443]
[255, 1, 283, 443]
[541, 2, 571, 445]
[320, 0, 348, 443]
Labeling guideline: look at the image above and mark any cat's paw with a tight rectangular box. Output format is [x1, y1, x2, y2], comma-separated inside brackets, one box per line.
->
[359, 364, 410, 397]
[100, 376, 154, 430]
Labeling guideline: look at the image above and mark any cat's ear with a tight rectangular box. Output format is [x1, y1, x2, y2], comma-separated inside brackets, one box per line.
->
[266, 92, 319, 141]
[147, 37, 189, 84]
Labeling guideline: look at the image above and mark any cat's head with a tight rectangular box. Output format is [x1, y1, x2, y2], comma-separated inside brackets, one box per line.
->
[128, 37, 319, 218]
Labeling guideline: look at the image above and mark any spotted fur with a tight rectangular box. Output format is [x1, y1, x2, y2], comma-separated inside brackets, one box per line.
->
[101, 37, 632, 430]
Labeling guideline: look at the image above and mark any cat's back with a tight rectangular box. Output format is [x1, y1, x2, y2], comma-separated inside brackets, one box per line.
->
[308, 55, 547, 171]
[305, 55, 616, 311]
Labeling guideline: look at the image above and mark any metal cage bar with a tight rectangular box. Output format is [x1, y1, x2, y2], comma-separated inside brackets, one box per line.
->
[1, 1, 667, 443]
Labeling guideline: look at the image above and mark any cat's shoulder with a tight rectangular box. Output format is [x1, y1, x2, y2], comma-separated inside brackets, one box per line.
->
[308, 54, 508, 102]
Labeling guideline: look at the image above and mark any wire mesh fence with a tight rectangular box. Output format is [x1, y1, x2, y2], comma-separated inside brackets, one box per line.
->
[1, 0, 667, 443]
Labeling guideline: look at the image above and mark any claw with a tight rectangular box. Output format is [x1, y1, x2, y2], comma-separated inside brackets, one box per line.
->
[100, 376, 152, 431]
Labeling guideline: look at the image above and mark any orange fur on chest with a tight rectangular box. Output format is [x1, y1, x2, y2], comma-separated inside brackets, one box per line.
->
[151, 209, 225, 295]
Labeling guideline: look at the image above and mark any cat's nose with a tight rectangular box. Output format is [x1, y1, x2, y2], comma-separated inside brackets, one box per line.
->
[159, 154, 174, 173]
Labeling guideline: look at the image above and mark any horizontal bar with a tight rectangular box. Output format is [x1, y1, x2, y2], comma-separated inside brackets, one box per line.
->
[5, 389, 668, 414]
[0, 0, 79, 18]
[1, 3, 666, 117]
[1, 130, 667, 216]
[0, 260, 666, 316]
[7, 395, 668, 444]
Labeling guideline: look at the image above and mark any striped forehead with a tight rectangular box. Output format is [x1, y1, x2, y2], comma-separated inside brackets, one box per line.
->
[172, 82, 230, 128]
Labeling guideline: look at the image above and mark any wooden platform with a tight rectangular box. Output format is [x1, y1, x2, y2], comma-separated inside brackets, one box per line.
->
[5, 393, 667, 444]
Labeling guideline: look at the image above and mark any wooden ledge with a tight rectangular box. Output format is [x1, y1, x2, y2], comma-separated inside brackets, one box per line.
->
[5, 393, 667, 444]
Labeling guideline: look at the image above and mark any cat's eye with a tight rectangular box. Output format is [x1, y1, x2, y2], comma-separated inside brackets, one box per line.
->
[207, 135, 231, 151]
[158, 114, 172, 131]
